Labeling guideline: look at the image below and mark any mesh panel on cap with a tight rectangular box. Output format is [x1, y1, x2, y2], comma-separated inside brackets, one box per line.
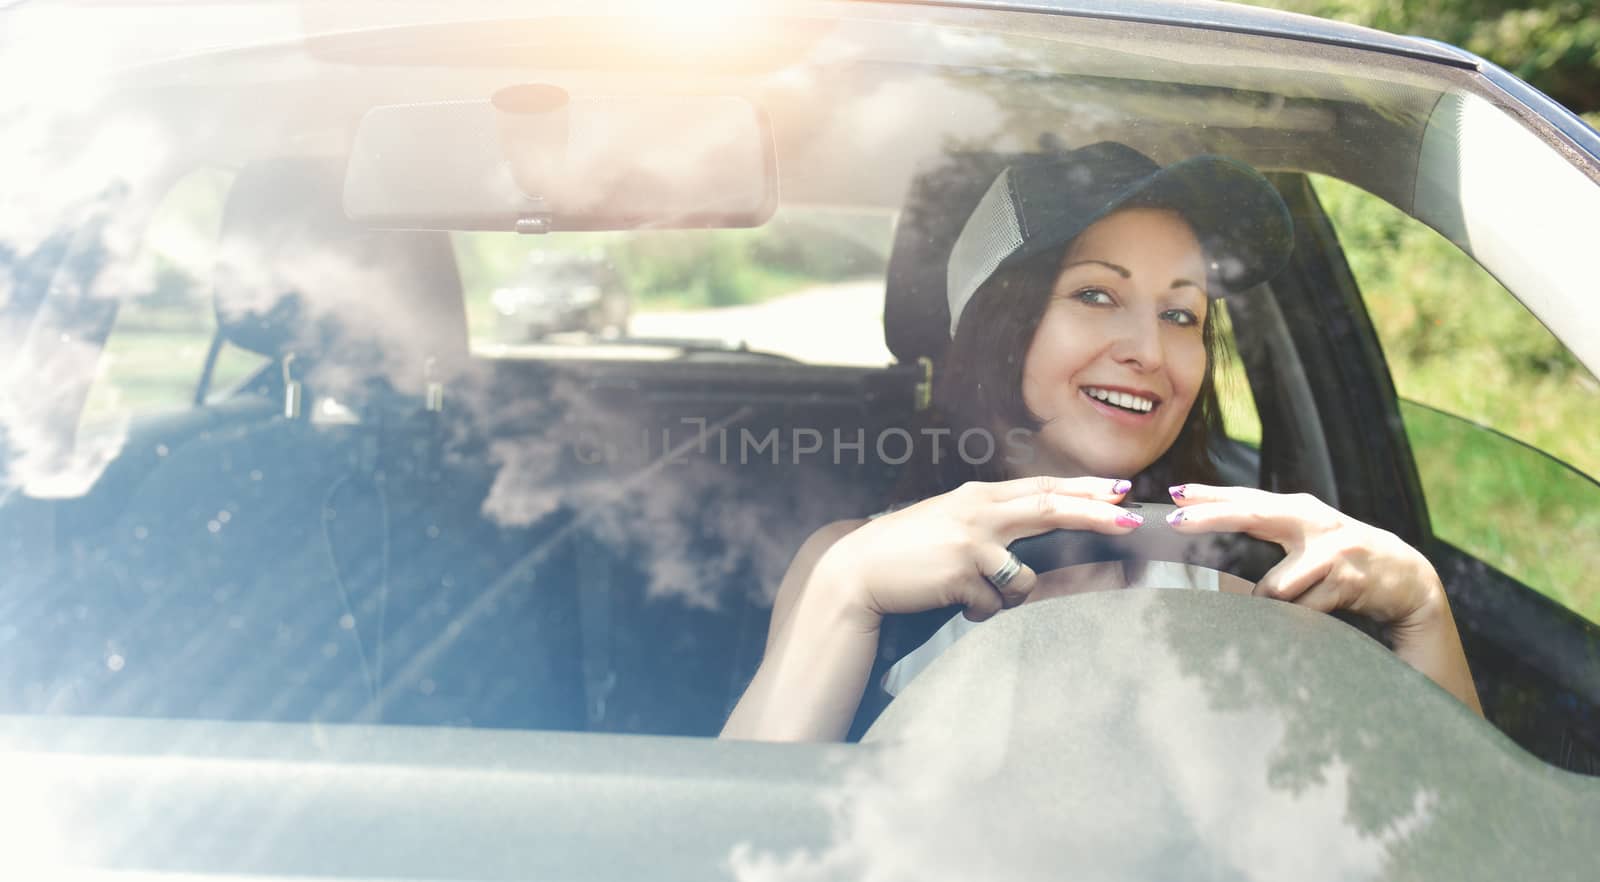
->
[946, 169, 1024, 335]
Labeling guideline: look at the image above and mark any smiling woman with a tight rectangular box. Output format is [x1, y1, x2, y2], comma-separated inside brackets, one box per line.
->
[4, 0, 1600, 876]
[1022, 208, 1210, 479]
[721, 141, 1483, 743]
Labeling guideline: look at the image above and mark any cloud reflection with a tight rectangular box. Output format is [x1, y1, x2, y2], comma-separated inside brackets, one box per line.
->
[729, 591, 1447, 881]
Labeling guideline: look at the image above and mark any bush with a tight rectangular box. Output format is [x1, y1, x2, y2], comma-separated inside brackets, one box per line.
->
[604, 212, 888, 310]
[1319, 177, 1530, 367]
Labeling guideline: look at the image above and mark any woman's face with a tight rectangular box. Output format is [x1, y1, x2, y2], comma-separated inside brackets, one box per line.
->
[1018, 207, 1209, 479]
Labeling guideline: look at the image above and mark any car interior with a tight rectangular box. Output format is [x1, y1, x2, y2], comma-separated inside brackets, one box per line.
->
[0, 8, 1597, 782]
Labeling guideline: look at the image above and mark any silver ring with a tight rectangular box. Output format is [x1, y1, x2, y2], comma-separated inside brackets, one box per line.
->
[986, 552, 1023, 590]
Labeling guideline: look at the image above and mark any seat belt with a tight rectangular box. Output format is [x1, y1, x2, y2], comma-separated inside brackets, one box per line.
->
[576, 535, 616, 729]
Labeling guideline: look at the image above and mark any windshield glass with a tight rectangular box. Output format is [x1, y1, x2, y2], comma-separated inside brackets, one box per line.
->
[2, 0, 1597, 783]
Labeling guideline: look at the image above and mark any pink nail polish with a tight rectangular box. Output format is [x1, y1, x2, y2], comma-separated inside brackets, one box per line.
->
[1112, 479, 1132, 495]
[1116, 512, 1144, 527]
[1166, 509, 1185, 526]
[1168, 484, 1186, 500]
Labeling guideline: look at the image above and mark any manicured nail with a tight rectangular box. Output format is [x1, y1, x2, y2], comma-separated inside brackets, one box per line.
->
[1166, 509, 1186, 526]
[1116, 511, 1144, 527]
[1112, 479, 1132, 495]
[1168, 484, 1187, 499]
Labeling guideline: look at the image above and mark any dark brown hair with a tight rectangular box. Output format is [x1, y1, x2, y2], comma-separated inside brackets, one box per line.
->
[889, 226, 1228, 505]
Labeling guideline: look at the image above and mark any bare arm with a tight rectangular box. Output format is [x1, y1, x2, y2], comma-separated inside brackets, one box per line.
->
[1172, 485, 1483, 716]
[1387, 578, 1484, 716]
[720, 519, 877, 742]
[722, 477, 1142, 742]
[1225, 566, 1482, 713]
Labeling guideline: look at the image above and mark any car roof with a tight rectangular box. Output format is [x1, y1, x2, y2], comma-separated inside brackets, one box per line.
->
[913, 0, 1481, 67]
[15, 0, 1477, 71]
[926, 0, 1595, 166]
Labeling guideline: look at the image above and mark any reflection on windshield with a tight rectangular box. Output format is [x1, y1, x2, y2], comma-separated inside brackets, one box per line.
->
[1, 4, 1599, 881]
[729, 591, 1594, 880]
[0, 0, 1588, 765]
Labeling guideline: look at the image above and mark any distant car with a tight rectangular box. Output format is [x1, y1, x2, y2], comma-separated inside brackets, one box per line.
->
[490, 250, 630, 339]
[1, 0, 1599, 879]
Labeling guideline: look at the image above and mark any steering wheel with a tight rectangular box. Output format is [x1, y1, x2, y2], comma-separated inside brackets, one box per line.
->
[853, 590, 1594, 879]
[851, 500, 1378, 738]
[1007, 501, 1286, 583]
[1005, 501, 1387, 642]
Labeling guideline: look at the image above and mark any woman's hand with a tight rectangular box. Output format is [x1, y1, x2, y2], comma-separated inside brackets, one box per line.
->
[724, 474, 1145, 741]
[1165, 483, 1483, 714]
[814, 475, 1143, 627]
[1164, 484, 1436, 624]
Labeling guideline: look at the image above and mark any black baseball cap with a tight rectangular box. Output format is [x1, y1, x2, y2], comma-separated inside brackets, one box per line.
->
[946, 141, 1294, 335]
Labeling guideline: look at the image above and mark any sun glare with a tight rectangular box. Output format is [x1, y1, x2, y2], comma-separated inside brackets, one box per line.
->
[643, 0, 776, 40]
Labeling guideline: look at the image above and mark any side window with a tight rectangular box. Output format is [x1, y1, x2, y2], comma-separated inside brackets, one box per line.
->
[1314, 175, 1600, 624]
[1211, 300, 1262, 447]
[79, 170, 266, 433]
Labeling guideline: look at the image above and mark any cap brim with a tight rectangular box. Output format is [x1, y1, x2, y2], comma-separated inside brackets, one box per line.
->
[1127, 156, 1295, 293]
[1008, 155, 1294, 296]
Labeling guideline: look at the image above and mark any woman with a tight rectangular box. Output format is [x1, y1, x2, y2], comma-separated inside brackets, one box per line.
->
[722, 142, 1482, 742]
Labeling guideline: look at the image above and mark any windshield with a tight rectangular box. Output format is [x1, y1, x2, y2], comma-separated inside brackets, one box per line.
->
[3, 0, 1599, 874]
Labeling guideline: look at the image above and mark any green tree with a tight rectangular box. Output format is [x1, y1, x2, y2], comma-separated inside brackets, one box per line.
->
[1243, 0, 1600, 117]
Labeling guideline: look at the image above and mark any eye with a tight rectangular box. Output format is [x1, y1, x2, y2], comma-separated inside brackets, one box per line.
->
[1071, 287, 1116, 306]
[1161, 307, 1200, 327]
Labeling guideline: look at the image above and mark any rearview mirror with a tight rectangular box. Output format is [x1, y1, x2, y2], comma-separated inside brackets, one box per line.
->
[344, 85, 778, 233]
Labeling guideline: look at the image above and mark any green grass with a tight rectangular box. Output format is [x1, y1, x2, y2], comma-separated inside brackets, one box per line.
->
[1212, 301, 1264, 446]
[1403, 401, 1600, 623]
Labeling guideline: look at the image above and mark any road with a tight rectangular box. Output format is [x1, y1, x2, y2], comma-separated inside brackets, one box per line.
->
[626, 280, 894, 366]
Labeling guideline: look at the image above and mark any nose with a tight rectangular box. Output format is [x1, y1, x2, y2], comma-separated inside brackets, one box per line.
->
[1107, 310, 1164, 372]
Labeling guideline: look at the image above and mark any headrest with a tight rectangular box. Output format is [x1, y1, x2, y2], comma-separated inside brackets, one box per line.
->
[883, 151, 1059, 364]
[212, 157, 471, 395]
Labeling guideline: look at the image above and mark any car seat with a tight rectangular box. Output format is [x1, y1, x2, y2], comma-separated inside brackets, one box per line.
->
[18, 158, 584, 729]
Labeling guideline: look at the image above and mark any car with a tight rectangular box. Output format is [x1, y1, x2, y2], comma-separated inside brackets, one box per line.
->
[0, 0, 1598, 879]
[489, 249, 631, 341]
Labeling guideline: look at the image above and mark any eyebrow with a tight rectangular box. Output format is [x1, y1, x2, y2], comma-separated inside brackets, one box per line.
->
[1061, 259, 1207, 294]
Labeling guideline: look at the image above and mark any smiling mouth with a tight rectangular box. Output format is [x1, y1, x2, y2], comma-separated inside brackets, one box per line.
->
[1081, 386, 1160, 414]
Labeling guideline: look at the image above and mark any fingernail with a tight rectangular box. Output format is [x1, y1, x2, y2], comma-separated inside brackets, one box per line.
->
[1116, 511, 1144, 527]
[1166, 509, 1186, 526]
[1112, 479, 1132, 495]
[1168, 484, 1186, 499]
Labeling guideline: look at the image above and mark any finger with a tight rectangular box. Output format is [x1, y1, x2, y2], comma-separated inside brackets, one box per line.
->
[974, 544, 1038, 609]
[1162, 498, 1312, 547]
[1252, 550, 1331, 603]
[1170, 485, 1341, 530]
[975, 474, 1132, 504]
[1167, 482, 1259, 502]
[987, 492, 1143, 541]
[958, 575, 1006, 623]
[1285, 577, 1351, 616]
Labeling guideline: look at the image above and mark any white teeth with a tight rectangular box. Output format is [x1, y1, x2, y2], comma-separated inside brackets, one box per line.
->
[1086, 387, 1154, 413]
